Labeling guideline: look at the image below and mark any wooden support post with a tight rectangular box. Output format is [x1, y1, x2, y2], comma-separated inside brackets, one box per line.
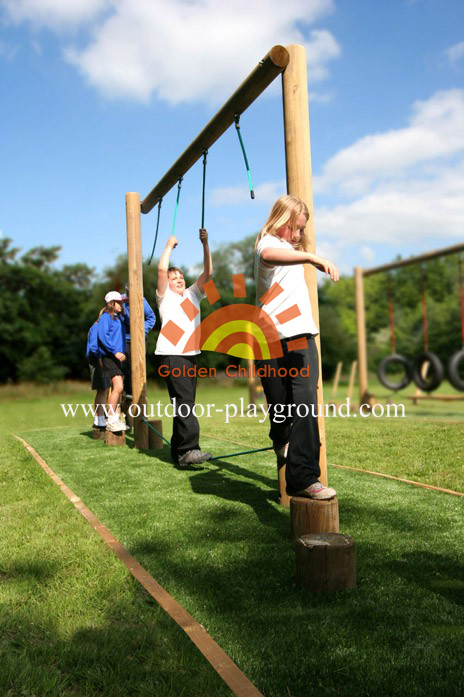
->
[105, 430, 126, 446]
[248, 360, 256, 406]
[347, 360, 357, 404]
[126, 192, 148, 450]
[290, 497, 339, 539]
[282, 44, 328, 486]
[148, 420, 164, 449]
[277, 463, 291, 508]
[330, 361, 343, 402]
[355, 266, 371, 406]
[295, 533, 356, 592]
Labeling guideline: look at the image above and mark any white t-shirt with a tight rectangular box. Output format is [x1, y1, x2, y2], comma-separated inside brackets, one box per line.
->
[254, 235, 319, 339]
[155, 282, 205, 356]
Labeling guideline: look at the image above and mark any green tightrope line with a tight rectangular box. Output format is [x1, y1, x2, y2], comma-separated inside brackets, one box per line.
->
[141, 416, 273, 459]
[209, 446, 273, 461]
[234, 114, 255, 199]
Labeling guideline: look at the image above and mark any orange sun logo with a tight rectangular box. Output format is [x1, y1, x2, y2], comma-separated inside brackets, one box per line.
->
[159, 273, 308, 359]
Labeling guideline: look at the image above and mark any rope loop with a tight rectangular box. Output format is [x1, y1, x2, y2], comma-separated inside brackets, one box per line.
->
[234, 113, 255, 199]
[147, 198, 163, 266]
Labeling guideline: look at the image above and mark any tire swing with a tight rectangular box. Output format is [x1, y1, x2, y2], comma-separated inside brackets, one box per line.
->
[412, 268, 444, 392]
[377, 274, 413, 390]
[448, 254, 464, 391]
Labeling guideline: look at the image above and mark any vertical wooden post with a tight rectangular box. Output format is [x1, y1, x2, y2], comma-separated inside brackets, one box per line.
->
[331, 361, 343, 402]
[126, 192, 149, 450]
[354, 266, 369, 405]
[282, 44, 328, 485]
[346, 360, 357, 404]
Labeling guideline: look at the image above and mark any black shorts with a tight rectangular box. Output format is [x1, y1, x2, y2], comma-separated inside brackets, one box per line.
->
[102, 355, 124, 380]
[88, 356, 111, 391]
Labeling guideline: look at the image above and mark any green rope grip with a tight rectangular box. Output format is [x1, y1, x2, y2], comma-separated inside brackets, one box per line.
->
[148, 198, 163, 266]
[201, 149, 208, 229]
[234, 114, 255, 199]
[171, 177, 183, 236]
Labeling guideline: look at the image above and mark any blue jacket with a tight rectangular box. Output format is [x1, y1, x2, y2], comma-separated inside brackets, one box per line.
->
[123, 298, 156, 340]
[86, 321, 100, 358]
[98, 311, 126, 356]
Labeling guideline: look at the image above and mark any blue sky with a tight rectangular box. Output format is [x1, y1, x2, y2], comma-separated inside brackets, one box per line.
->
[1, 0, 463, 278]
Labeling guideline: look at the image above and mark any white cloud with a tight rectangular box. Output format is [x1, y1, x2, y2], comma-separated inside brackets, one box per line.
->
[444, 41, 464, 66]
[0, 0, 340, 104]
[0, 0, 111, 30]
[309, 89, 464, 272]
[315, 89, 464, 195]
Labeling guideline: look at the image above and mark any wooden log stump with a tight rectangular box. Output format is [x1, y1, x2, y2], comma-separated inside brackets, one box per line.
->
[105, 430, 126, 446]
[295, 533, 356, 592]
[148, 420, 164, 449]
[92, 426, 106, 440]
[291, 496, 339, 539]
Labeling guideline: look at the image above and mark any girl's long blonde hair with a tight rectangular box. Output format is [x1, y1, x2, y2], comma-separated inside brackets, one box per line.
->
[254, 195, 309, 251]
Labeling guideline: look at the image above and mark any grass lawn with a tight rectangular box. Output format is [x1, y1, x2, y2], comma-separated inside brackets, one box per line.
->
[1, 380, 463, 696]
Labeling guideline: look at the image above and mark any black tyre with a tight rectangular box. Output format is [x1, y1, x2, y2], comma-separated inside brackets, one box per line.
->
[412, 351, 444, 392]
[377, 353, 413, 391]
[448, 349, 464, 391]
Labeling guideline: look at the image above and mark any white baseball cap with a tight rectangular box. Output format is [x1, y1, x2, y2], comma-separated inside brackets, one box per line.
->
[105, 291, 123, 303]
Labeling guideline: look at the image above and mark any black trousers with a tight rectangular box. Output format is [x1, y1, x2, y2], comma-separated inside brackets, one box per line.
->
[158, 355, 200, 461]
[256, 334, 321, 494]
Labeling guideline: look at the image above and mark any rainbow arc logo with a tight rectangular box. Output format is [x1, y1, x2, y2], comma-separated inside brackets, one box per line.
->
[159, 273, 309, 359]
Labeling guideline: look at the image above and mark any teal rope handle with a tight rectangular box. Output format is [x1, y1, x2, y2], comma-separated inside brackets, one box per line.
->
[147, 198, 163, 266]
[201, 149, 208, 229]
[171, 177, 183, 235]
[234, 114, 255, 199]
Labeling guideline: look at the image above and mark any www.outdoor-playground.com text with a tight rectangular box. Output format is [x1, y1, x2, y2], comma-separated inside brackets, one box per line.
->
[61, 398, 406, 423]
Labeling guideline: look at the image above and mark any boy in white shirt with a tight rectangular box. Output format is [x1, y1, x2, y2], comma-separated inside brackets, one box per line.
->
[155, 230, 213, 467]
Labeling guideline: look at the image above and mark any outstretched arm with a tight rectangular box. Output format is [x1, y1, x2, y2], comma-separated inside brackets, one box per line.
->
[196, 229, 213, 292]
[157, 236, 178, 297]
[260, 247, 339, 282]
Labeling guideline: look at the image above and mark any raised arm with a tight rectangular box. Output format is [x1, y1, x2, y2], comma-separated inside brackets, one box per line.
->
[196, 228, 213, 292]
[261, 247, 339, 282]
[157, 236, 178, 297]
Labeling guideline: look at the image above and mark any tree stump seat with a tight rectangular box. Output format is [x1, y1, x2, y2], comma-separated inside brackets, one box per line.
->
[290, 495, 339, 538]
[295, 532, 356, 592]
[148, 420, 164, 449]
[92, 426, 106, 440]
[105, 430, 126, 446]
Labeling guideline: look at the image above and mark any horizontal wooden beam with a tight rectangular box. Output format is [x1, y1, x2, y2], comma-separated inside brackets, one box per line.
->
[141, 45, 289, 214]
[363, 241, 464, 277]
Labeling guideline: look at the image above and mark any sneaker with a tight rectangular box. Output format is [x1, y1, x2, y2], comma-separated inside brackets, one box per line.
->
[293, 481, 337, 500]
[106, 418, 130, 433]
[178, 449, 212, 467]
[274, 442, 289, 466]
[97, 416, 107, 428]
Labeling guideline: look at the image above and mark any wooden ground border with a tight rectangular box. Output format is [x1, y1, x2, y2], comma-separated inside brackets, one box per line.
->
[15, 435, 264, 697]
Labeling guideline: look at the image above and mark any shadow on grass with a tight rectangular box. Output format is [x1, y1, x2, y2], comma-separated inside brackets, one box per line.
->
[0, 586, 231, 697]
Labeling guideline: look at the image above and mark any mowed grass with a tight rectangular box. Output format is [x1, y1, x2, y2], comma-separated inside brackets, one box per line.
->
[2, 380, 463, 697]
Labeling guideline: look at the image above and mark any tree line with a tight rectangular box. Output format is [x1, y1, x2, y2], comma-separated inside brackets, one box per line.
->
[1, 236, 462, 384]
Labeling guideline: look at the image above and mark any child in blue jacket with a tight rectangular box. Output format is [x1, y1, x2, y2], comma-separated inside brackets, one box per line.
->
[86, 319, 110, 428]
[98, 291, 128, 432]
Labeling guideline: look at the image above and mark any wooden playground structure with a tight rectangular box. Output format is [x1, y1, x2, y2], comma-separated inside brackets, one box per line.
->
[124, 44, 330, 483]
[355, 241, 464, 407]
